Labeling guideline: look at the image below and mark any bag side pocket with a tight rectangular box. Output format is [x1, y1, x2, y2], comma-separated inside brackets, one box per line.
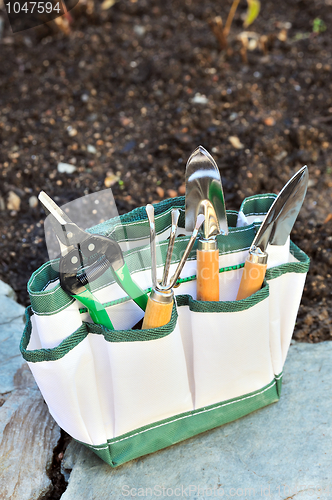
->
[266, 241, 310, 372]
[21, 307, 114, 446]
[88, 303, 194, 437]
[177, 283, 274, 410]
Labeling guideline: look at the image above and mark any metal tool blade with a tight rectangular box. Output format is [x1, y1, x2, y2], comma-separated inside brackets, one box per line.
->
[38, 191, 72, 227]
[38, 191, 87, 253]
[146, 204, 158, 290]
[185, 146, 228, 238]
[252, 165, 309, 253]
[162, 209, 180, 286]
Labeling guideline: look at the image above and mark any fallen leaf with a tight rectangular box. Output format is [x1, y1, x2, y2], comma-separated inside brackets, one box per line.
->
[243, 0, 261, 28]
[229, 136, 244, 149]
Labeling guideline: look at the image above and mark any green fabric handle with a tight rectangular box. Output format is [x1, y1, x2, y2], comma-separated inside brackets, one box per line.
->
[113, 263, 148, 311]
[74, 288, 114, 330]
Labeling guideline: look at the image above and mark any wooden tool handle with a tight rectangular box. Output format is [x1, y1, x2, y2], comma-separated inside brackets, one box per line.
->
[142, 295, 173, 329]
[196, 249, 220, 301]
[236, 260, 267, 300]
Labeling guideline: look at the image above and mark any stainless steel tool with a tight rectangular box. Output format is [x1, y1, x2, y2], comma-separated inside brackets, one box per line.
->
[162, 209, 180, 287]
[236, 165, 309, 300]
[142, 204, 204, 329]
[185, 146, 228, 301]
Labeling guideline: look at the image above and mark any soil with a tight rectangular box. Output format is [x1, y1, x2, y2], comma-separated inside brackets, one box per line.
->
[0, 0, 331, 344]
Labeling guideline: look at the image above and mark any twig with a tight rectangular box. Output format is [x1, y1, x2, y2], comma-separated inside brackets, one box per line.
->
[224, 0, 241, 37]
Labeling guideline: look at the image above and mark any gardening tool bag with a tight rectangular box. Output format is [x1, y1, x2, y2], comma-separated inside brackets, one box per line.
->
[20, 194, 310, 467]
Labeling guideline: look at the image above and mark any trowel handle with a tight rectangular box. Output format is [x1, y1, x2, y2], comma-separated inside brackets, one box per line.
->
[142, 290, 173, 329]
[236, 260, 267, 300]
[196, 249, 220, 301]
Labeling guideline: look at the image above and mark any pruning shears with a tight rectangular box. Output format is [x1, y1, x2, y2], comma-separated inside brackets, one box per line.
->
[38, 191, 148, 330]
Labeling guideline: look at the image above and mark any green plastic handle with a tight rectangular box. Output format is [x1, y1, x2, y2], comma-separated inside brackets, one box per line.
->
[74, 288, 114, 330]
[113, 263, 148, 311]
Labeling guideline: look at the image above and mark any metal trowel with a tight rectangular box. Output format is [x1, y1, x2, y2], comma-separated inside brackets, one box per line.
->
[185, 146, 228, 301]
[236, 165, 309, 300]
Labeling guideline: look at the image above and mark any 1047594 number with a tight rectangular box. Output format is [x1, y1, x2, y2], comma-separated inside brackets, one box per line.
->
[5, 2, 61, 14]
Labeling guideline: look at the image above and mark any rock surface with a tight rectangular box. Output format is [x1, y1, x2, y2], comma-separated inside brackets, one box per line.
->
[0, 281, 61, 500]
[60, 342, 332, 500]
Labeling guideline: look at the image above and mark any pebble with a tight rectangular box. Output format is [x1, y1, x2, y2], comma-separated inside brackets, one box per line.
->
[134, 25, 146, 36]
[191, 93, 209, 104]
[0, 196, 5, 211]
[167, 189, 177, 198]
[29, 196, 38, 208]
[87, 145, 97, 154]
[264, 117, 276, 126]
[156, 187, 164, 198]
[57, 162, 77, 174]
[178, 184, 186, 195]
[7, 191, 21, 211]
[67, 126, 78, 137]
[104, 173, 120, 187]
[228, 136, 244, 149]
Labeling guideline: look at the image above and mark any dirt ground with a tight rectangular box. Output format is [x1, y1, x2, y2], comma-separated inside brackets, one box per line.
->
[0, 0, 331, 345]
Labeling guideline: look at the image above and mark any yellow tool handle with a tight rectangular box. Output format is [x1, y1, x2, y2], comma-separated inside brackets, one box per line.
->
[236, 260, 267, 300]
[142, 294, 173, 329]
[196, 249, 220, 301]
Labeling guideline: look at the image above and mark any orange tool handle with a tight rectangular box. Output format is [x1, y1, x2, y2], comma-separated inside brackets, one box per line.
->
[196, 249, 220, 301]
[236, 260, 267, 300]
[142, 294, 173, 329]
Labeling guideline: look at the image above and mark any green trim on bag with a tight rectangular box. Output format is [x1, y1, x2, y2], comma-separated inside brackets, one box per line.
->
[238, 193, 277, 216]
[20, 307, 89, 363]
[28, 261, 75, 315]
[20, 276, 268, 362]
[26, 227, 257, 317]
[265, 241, 310, 281]
[20, 302, 178, 363]
[26, 195, 310, 317]
[90, 197, 240, 243]
[80, 375, 282, 467]
[275, 371, 283, 397]
[175, 281, 269, 313]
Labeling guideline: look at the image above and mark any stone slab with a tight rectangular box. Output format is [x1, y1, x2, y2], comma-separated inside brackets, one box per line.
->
[0, 389, 61, 500]
[0, 280, 61, 500]
[60, 342, 332, 500]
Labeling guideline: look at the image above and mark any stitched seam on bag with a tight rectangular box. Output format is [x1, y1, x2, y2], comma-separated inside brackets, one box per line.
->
[106, 223, 255, 245]
[244, 212, 270, 216]
[31, 300, 76, 316]
[241, 195, 276, 208]
[89, 380, 277, 449]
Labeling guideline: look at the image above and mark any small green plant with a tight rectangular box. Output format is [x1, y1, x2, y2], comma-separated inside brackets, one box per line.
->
[210, 0, 261, 50]
[312, 18, 327, 34]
